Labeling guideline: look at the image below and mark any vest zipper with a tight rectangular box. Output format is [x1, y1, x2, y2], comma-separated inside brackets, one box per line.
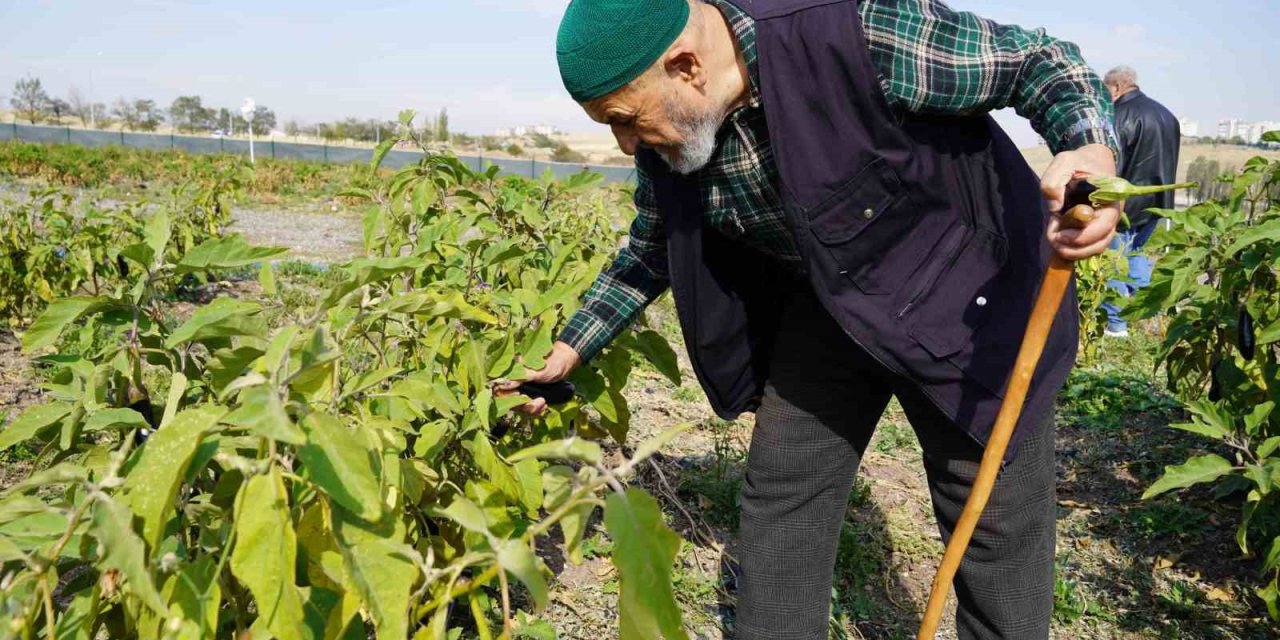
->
[896, 225, 968, 319]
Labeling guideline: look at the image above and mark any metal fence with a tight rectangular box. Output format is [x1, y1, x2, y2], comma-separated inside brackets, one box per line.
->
[0, 122, 638, 184]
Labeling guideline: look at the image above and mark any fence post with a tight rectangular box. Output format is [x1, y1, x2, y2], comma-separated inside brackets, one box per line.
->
[11, 122, 16, 140]
[120, 130, 125, 145]
[66, 127, 71, 143]
[220, 137, 224, 153]
[323, 142, 328, 162]
[271, 140, 275, 159]
[530, 156, 535, 178]
[170, 133, 174, 149]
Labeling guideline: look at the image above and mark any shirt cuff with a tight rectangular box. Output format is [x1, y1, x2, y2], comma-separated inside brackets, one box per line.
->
[1055, 116, 1121, 159]
[557, 309, 615, 364]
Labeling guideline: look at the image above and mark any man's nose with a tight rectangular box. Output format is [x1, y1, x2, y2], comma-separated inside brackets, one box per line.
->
[612, 127, 639, 155]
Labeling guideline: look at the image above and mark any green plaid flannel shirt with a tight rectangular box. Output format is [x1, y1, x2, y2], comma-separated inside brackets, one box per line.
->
[558, 0, 1119, 361]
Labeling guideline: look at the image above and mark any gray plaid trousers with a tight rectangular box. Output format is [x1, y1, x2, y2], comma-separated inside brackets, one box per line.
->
[733, 290, 1057, 640]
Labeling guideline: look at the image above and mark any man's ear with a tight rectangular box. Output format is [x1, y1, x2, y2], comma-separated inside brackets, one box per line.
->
[663, 48, 707, 91]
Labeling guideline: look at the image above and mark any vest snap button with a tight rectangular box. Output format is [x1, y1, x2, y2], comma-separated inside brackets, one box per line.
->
[862, 208, 874, 219]
[976, 296, 989, 307]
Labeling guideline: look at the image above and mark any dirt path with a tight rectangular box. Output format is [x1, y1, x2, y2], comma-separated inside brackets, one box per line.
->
[231, 206, 362, 263]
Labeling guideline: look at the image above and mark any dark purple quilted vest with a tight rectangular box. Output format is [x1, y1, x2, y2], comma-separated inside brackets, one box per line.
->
[642, 0, 1078, 460]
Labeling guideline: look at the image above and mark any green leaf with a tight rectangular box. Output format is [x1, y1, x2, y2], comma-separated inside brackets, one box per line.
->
[1086, 176, 1196, 207]
[0, 402, 71, 452]
[1245, 402, 1276, 437]
[1142, 454, 1237, 499]
[122, 405, 224, 551]
[332, 505, 418, 640]
[144, 209, 170, 259]
[260, 261, 278, 296]
[1, 463, 88, 497]
[22, 297, 118, 351]
[176, 234, 289, 275]
[52, 585, 99, 640]
[1259, 319, 1280, 346]
[299, 413, 383, 522]
[465, 430, 520, 502]
[512, 612, 558, 640]
[496, 538, 548, 609]
[436, 495, 490, 535]
[1263, 130, 1280, 144]
[83, 407, 149, 432]
[165, 555, 221, 635]
[1225, 219, 1280, 256]
[231, 470, 309, 640]
[1258, 437, 1280, 460]
[160, 371, 189, 428]
[165, 298, 264, 349]
[519, 314, 556, 370]
[322, 256, 421, 308]
[632, 330, 682, 386]
[341, 367, 402, 400]
[371, 138, 397, 172]
[90, 497, 167, 614]
[225, 386, 306, 445]
[631, 424, 692, 466]
[604, 488, 690, 640]
[507, 438, 602, 465]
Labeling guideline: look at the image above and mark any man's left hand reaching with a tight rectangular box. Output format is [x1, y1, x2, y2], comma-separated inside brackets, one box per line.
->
[1040, 143, 1122, 261]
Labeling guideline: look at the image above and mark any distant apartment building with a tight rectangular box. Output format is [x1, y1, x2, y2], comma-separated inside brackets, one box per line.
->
[1178, 116, 1200, 138]
[493, 124, 560, 138]
[1217, 119, 1280, 143]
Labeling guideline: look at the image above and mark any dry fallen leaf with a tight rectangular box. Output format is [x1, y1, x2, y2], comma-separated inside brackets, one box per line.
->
[1206, 586, 1235, 602]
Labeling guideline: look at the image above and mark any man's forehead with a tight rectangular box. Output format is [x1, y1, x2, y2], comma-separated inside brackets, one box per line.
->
[584, 88, 645, 123]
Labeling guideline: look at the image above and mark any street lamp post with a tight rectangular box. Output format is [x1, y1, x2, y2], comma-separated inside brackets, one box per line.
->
[241, 98, 256, 164]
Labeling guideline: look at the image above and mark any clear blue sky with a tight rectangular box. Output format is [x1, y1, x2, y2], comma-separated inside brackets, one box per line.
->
[2, 0, 1277, 148]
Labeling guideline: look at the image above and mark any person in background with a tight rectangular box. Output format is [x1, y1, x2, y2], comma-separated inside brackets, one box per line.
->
[1102, 65, 1181, 337]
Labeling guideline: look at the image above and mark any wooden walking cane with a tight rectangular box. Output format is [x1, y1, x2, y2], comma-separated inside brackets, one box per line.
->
[915, 202, 1097, 640]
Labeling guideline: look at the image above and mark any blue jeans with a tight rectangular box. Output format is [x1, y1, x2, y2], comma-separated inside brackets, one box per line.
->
[1102, 217, 1162, 332]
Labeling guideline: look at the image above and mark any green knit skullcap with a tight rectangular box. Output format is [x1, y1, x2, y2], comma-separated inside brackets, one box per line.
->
[557, 0, 691, 102]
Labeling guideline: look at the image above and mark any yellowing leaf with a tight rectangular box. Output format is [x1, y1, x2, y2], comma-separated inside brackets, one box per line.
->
[299, 413, 383, 522]
[230, 470, 309, 640]
[332, 505, 418, 640]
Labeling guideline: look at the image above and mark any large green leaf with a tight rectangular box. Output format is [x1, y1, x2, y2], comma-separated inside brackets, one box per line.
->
[632, 330, 682, 386]
[83, 407, 150, 433]
[122, 405, 224, 551]
[225, 386, 306, 445]
[1225, 218, 1280, 256]
[507, 438, 602, 465]
[175, 234, 288, 274]
[332, 505, 418, 640]
[90, 497, 167, 614]
[604, 488, 690, 640]
[322, 256, 421, 308]
[22, 297, 118, 351]
[165, 298, 264, 348]
[496, 538, 548, 609]
[299, 413, 383, 522]
[1142, 454, 1238, 499]
[0, 402, 71, 453]
[230, 470, 310, 640]
[53, 585, 99, 640]
[164, 555, 221, 635]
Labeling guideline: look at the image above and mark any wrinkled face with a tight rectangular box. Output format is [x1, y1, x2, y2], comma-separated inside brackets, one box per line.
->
[583, 76, 724, 175]
[1106, 83, 1123, 102]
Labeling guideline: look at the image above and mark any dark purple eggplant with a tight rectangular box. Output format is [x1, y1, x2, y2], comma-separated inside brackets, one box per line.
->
[1208, 359, 1223, 402]
[1239, 307, 1256, 360]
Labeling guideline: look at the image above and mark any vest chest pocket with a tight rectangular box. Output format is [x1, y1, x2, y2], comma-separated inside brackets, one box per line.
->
[804, 158, 933, 295]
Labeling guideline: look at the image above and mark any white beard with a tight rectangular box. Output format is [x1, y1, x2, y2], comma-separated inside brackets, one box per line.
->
[656, 93, 723, 175]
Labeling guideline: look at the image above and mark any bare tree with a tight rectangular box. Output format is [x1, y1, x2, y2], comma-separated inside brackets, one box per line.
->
[11, 76, 50, 124]
[112, 97, 139, 131]
[67, 86, 93, 127]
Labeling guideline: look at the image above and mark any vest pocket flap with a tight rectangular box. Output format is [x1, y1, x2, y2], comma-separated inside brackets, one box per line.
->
[807, 158, 904, 245]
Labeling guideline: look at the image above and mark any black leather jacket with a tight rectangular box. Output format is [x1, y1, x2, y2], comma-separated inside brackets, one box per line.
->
[1114, 89, 1181, 228]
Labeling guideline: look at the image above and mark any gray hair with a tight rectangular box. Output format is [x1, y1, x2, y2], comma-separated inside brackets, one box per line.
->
[1104, 66, 1138, 89]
